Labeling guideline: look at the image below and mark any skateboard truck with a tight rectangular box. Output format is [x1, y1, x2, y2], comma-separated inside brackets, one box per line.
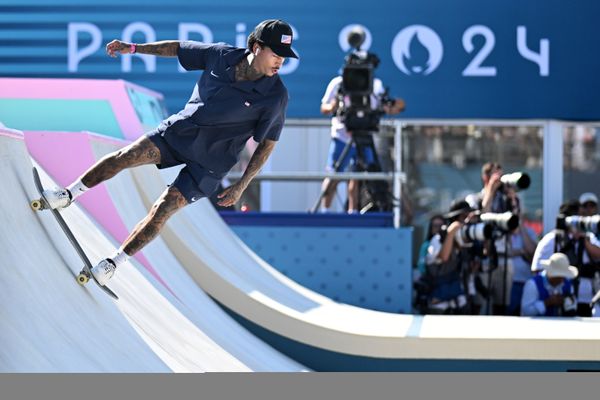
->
[76, 269, 91, 285]
[30, 198, 48, 211]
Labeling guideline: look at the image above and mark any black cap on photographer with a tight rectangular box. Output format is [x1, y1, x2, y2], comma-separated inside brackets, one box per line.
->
[253, 19, 298, 59]
[559, 200, 580, 216]
[445, 199, 474, 220]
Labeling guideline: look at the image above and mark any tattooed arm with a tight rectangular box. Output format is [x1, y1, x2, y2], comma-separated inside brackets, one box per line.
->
[217, 139, 277, 207]
[106, 40, 180, 57]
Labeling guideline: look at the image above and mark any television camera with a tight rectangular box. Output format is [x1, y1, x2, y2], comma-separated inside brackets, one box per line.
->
[336, 26, 395, 133]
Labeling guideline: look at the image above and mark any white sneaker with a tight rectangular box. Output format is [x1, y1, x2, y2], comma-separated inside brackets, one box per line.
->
[91, 259, 117, 286]
[42, 188, 72, 210]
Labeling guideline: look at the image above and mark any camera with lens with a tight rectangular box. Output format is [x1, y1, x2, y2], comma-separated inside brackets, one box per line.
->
[454, 212, 519, 247]
[499, 172, 531, 192]
[454, 222, 493, 247]
[556, 214, 600, 235]
[480, 211, 520, 233]
[336, 26, 394, 133]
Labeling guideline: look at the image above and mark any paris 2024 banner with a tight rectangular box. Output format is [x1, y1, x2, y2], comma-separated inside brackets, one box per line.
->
[1, 0, 599, 120]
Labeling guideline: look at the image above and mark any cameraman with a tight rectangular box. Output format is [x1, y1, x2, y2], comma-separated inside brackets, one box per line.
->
[422, 200, 475, 314]
[506, 188, 539, 315]
[466, 162, 521, 214]
[467, 162, 523, 315]
[318, 75, 404, 213]
[579, 192, 598, 217]
[521, 252, 578, 317]
[531, 200, 600, 316]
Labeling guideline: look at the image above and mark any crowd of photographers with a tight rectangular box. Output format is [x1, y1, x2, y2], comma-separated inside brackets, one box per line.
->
[313, 26, 600, 318]
[414, 162, 600, 317]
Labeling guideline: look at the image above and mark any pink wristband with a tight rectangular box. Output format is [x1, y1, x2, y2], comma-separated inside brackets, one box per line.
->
[130, 43, 137, 54]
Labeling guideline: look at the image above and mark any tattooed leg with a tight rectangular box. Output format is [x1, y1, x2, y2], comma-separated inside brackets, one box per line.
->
[80, 136, 162, 188]
[122, 185, 188, 256]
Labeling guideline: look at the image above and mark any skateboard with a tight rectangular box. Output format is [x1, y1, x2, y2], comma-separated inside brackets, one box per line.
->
[30, 167, 118, 300]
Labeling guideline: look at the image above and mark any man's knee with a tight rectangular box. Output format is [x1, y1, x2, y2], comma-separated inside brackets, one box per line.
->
[152, 186, 188, 219]
[115, 137, 161, 166]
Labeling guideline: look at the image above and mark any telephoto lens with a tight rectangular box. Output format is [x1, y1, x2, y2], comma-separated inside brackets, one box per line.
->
[480, 211, 520, 232]
[565, 214, 600, 235]
[500, 172, 531, 191]
[455, 222, 493, 247]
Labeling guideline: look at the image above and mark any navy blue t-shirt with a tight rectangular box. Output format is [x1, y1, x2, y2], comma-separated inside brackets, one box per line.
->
[156, 41, 289, 175]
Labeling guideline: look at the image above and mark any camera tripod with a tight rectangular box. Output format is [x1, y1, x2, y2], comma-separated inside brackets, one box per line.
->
[311, 131, 392, 214]
[484, 232, 510, 316]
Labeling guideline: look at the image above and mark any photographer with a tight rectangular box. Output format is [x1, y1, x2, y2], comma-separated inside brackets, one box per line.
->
[521, 252, 578, 317]
[317, 26, 405, 214]
[318, 76, 403, 213]
[531, 200, 600, 316]
[466, 162, 525, 215]
[422, 200, 475, 314]
[579, 192, 598, 217]
[467, 162, 530, 315]
[506, 189, 539, 315]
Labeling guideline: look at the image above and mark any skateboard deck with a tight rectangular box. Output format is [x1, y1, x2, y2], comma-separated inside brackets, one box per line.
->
[30, 167, 118, 300]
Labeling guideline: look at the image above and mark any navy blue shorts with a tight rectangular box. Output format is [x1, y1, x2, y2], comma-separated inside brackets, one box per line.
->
[147, 131, 223, 204]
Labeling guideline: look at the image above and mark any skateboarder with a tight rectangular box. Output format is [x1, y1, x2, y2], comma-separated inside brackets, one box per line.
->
[42, 19, 298, 285]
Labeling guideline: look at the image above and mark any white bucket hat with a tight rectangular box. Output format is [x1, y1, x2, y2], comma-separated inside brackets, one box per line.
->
[540, 253, 579, 279]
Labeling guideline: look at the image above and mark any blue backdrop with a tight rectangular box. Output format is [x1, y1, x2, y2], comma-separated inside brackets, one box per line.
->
[1, 0, 599, 120]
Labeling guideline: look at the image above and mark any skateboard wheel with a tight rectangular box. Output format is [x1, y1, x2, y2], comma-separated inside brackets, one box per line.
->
[30, 199, 43, 211]
[76, 273, 90, 285]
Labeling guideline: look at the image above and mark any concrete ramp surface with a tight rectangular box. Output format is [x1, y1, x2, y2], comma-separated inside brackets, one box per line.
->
[0, 129, 306, 372]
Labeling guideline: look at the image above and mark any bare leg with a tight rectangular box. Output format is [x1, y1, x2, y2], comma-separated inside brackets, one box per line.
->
[121, 185, 188, 256]
[321, 178, 339, 209]
[348, 179, 359, 211]
[80, 136, 162, 188]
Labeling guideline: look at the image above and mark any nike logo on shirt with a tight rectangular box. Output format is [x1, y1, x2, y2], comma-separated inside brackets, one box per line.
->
[210, 70, 219, 78]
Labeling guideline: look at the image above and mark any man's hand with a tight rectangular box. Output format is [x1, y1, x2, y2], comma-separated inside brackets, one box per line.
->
[571, 229, 586, 241]
[486, 171, 503, 194]
[216, 181, 246, 208]
[320, 99, 339, 116]
[106, 40, 133, 58]
[383, 98, 406, 115]
[446, 220, 463, 235]
[217, 139, 276, 208]
[544, 294, 564, 307]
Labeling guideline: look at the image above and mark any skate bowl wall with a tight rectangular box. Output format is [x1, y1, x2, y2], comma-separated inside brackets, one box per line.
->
[230, 224, 413, 314]
[0, 78, 166, 140]
[0, 128, 307, 372]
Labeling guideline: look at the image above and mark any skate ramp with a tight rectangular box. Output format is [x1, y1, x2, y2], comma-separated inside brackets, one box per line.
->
[15, 128, 600, 371]
[0, 129, 306, 372]
[124, 142, 600, 370]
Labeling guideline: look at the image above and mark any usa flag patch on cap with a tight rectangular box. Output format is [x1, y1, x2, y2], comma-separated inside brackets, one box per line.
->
[280, 34, 292, 44]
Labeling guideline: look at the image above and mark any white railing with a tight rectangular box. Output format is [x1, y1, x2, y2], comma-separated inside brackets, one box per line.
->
[234, 118, 600, 232]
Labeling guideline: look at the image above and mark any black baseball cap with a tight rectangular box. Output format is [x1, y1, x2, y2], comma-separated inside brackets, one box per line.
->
[253, 19, 298, 59]
[445, 199, 474, 219]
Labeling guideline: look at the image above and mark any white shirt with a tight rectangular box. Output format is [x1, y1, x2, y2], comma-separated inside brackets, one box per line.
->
[426, 234, 443, 265]
[521, 271, 574, 316]
[321, 76, 386, 143]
